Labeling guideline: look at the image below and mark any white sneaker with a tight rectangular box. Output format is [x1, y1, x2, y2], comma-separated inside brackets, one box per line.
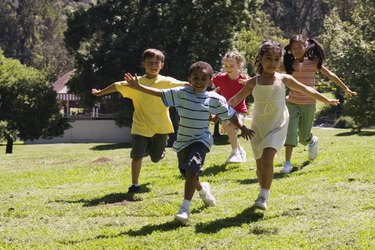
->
[252, 196, 267, 210]
[308, 136, 318, 161]
[239, 146, 247, 162]
[226, 149, 245, 164]
[175, 206, 190, 224]
[280, 162, 292, 174]
[199, 182, 216, 207]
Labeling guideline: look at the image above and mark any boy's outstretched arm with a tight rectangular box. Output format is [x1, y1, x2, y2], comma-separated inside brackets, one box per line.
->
[124, 73, 163, 97]
[91, 83, 119, 96]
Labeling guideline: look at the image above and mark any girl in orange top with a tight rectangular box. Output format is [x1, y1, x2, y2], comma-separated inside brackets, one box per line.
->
[279, 35, 357, 174]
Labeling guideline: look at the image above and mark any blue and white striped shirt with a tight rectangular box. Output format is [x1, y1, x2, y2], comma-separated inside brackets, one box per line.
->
[162, 86, 236, 152]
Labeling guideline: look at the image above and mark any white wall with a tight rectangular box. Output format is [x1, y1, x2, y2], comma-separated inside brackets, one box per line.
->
[25, 120, 131, 144]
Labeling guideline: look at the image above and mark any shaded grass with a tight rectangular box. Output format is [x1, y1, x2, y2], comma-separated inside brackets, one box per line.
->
[0, 128, 374, 249]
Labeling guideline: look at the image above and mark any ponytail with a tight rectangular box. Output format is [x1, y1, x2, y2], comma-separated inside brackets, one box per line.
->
[306, 39, 325, 69]
[283, 44, 294, 74]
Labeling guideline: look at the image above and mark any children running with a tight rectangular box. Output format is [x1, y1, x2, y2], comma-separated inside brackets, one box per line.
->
[228, 40, 339, 210]
[279, 35, 357, 174]
[124, 61, 254, 224]
[91, 48, 188, 193]
[212, 51, 249, 164]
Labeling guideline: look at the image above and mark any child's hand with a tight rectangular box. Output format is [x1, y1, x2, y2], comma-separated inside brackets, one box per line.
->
[240, 126, 255, 140]
[344, 88, 357, 97]
[91, 88, 101, 96]
[124, 73, 139, 88]
[326, 99, 340, 106]
[239, 78, 250, 85]
[209, 114, 219, 124]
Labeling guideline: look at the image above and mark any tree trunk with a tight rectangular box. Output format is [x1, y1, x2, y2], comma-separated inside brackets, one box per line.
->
[6, 138, 13, 154]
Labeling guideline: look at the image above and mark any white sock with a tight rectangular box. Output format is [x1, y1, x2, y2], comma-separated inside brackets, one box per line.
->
[181, 199, 191, 210]
[133, 183, 139, 187]
[285, 160, 291, 166]
[260, 188, 270, 200]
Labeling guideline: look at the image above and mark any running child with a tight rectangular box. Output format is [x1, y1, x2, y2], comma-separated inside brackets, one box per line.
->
[228, 40, 339, 210]
[279, 35, 357, 174]
[92, 48, 188, 193]
[124, 61, 254, 224]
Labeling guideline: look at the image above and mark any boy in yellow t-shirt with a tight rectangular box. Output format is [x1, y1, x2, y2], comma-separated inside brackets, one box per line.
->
[92, 48, 188, 193]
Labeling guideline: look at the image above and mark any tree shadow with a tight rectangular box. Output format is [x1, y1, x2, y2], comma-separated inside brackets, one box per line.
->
[335, 130, 375, 137]
[195, 207, 264, 233]
[54, 184, 150, 207]
[90, 143, 131, 151]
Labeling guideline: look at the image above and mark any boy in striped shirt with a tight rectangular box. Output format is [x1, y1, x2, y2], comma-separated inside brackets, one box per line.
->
[124, 61, 254, 224]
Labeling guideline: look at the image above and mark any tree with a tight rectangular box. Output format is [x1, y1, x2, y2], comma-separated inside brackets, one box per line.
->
[320, 1, 375, 131]
[0, 50, 70, 153]
[0, 0, 74, 82]
[64, 0, 252, 125]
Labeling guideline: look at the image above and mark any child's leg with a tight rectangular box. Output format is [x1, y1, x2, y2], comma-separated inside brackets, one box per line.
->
[225, 123, 239, 150]
[259, 147, 276, 189]
[184, 171, 199, 201]
[131, 157, 142, 185]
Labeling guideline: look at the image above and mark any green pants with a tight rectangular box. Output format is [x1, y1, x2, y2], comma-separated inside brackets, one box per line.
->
[285, 103, 316, 147]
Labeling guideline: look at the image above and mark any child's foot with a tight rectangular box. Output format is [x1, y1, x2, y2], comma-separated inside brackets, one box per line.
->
[252, 196, 268, 210]
[280, 161, 292, 174]
[226, 149, 245, 164]
[175, 206, 189, 224]
[128, 184, 140, 193]
[308, 136, 318, 160]
[199, 182, 216, 207]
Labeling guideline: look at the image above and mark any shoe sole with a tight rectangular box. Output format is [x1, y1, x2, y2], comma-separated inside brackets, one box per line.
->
[174, 215, 188, 224]
[252, 203, 267, 210]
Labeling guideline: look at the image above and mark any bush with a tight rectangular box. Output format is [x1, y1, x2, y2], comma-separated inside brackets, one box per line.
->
[334, 116, 355, 129]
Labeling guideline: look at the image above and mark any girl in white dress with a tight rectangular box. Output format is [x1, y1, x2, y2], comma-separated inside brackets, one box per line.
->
[228, 40, 340, 210]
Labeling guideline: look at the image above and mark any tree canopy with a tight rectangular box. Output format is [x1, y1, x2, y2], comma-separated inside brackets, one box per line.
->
[0, 50, 70, 153]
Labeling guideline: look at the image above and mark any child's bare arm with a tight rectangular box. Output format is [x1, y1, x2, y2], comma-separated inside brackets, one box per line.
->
[319, 66, 357, 97]
[283, 74, 340, 106]
[228, 114, 255, 140]
[228, 78, 255, 107]
[91, 83, 119, 96]
[124, 73, 163, 97]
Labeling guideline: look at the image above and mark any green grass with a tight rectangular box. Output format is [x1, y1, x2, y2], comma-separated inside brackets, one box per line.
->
[1, 128, 374, 249]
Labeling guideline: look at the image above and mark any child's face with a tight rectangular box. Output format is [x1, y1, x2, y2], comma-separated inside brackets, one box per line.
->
[223, 58, 240, 76]
[142, 56, 164, 78]
[261, 50, 281, 74]
[291, 41, 306, 60]
[188, 69, 212, 93]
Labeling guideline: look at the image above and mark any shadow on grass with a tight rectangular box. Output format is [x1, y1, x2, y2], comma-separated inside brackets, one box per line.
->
[195, 207, 264, 233]
[126, 221, 184, 236]
[335, 130, 375, 137]
[90, 143, 131, 151]
[54, 184, 150, 207]
[202, 163, 238, 177]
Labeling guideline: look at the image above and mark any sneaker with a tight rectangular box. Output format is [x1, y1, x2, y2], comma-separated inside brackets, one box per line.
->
[199, 182, 216, 207]
[280, 162, 292, 174]
[252, 196, 267, 210]
[308, 136, 318, 161]
[239, 146, 247, 162]
[226, 149, 245, 164]
[128, 185, 140, 193]
[175, 206, 190, 224]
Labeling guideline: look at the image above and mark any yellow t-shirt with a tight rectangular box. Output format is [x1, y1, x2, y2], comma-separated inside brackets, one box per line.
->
[115, 75, 186, 137]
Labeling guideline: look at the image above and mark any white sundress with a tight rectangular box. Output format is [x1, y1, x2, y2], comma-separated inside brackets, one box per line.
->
[251, 75, 290, 160]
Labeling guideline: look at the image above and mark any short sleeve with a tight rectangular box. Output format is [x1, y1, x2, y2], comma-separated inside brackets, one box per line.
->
[210, 94, 236, 121]
[162, 87, 181, 108]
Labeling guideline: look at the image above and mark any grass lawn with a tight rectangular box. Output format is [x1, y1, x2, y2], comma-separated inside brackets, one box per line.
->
[0, 128, 374, 249]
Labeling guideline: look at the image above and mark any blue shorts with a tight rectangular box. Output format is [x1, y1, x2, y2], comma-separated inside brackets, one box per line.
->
[131, 134, 168, 162]
[177, 142, 209, 177]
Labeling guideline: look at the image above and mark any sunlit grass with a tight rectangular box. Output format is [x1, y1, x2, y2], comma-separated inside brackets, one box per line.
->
[0, 128, 374, 249]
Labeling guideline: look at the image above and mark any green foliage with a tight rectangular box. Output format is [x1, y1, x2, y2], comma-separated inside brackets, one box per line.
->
[320, 1, 375, 131]
[0, 50, 70, 144]
[334, 116, 355, 129]
[64, 0, 252, 124]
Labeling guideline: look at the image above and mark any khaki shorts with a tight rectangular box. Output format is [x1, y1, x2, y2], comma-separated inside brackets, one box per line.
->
[131, 134, 168, 162]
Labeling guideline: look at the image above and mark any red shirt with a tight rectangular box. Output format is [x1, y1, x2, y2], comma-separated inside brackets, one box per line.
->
[212, 72, 247, 113]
